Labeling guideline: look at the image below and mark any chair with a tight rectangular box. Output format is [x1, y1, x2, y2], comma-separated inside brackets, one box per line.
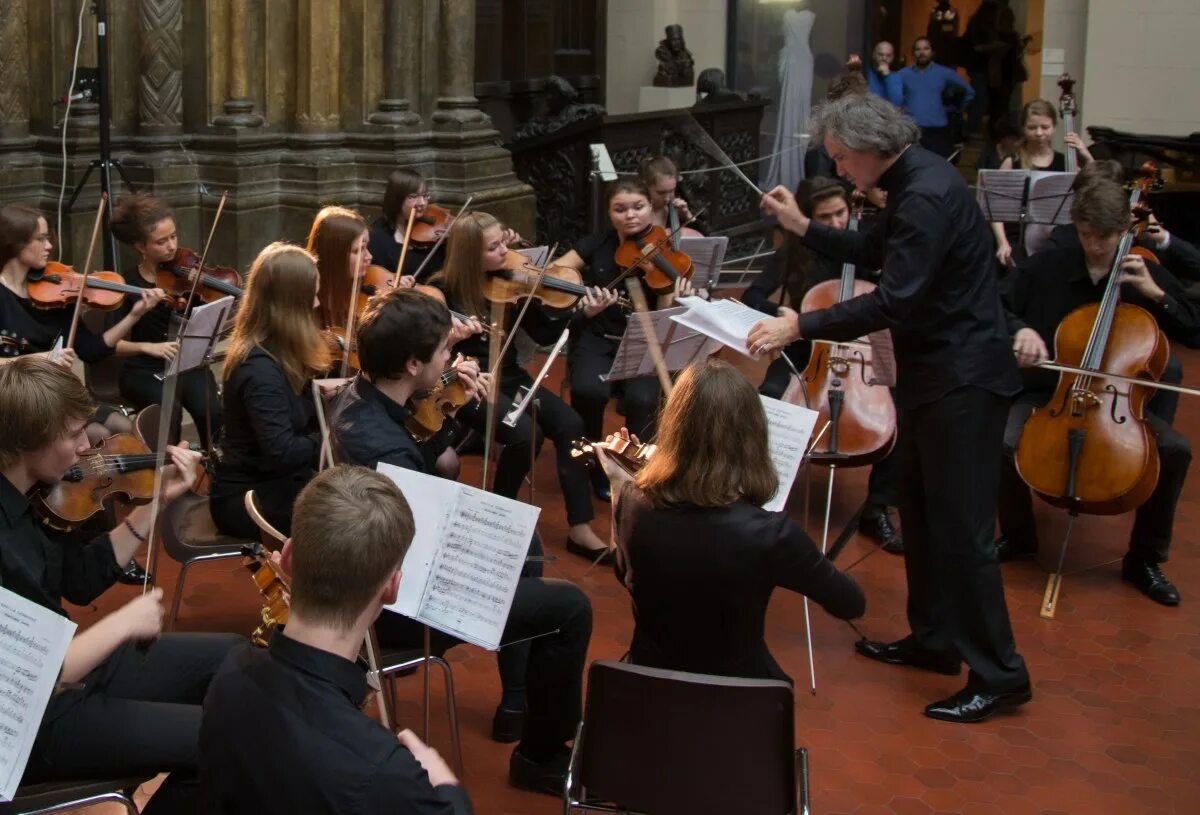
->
[161, 491, 254, 630]
[0, 775, 151, 815]
[564, 660, 809, 815]
[81, 309, 132, 416]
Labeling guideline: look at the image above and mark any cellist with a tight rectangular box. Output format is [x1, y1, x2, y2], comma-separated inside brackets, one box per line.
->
[999, 177, 1199, 606]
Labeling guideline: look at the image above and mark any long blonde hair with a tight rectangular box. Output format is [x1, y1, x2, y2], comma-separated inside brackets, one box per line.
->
[224, 242, 331, 391]
[306, 205, 367, 331]
[434, 212, 499, 319]
[637, 359, 778, 508]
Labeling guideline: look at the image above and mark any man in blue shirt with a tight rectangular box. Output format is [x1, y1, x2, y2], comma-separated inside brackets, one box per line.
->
[896, 37, 973, 158]
[867, 41, 902, 105]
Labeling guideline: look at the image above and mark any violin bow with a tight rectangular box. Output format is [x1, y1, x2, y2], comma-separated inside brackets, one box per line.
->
[623, 277, 674, 397]
[181, 190, 229, 308]
[410, 195, 475, 282]
[65, 193, 108, 351]
[394, 206, 419, 283]
[480, 295, 507, 490]
[340, 257, 365, 378]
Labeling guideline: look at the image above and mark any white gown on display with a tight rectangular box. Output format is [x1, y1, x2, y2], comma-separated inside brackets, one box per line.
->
[764, 8, 815, 193]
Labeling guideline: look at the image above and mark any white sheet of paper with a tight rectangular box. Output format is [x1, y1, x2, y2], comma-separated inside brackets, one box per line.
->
[45, 336, 64, 364]
[760, 396, 820, 513]
[376, 463, 538, 651]
[678, 236, 729, 290]
[0, 587, 76, 802]
[170, 295, 235, 376]
[603, 306, 721, 382]
[670, 296, 767, 359]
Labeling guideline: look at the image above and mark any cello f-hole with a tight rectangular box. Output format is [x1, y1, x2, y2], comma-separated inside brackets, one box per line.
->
[1105, 384, 1127, 424]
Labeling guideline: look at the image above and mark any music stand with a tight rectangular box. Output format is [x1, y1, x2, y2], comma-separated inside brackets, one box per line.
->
[155, 296, 234, 450]
[678, 236, 729, 293]
[601, 306, 722, 383]
[977, 170, 1076, 253]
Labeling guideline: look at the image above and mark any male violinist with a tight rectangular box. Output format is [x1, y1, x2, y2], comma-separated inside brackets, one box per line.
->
[999, 177, 1199, 605]
[749, 93, 1030, 723]
[327, 287, 594, 794]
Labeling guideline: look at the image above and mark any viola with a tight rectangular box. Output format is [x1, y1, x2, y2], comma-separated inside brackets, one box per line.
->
[791, 199, 896, 467]
[406, 363, 473, 442]
[26, 261, 150, 311]
[409, 203, 454, 249]
[243, 542, 290, 648]
[569, 436, 656, 477]
[484, 250, 627, 315]
[33, 434, 157, 531]
[157, 247, 242, 305]
[613, 224, 694, 296]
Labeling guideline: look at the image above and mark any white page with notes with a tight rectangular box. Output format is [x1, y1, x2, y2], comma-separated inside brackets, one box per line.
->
[759, 396, 820, 513]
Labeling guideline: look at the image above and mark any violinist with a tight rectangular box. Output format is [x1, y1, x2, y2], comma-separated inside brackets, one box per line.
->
[999, 178, 1199, 606]
[431, 213, 612, 560]
[208, 243, 330, 540]
[199, 466, 472, 814]
[0, 203, 168, 444]
[307, 205, 378, 336]
[592, 359, 864, 681]
[750, 93, 1030, 723]
[328, 288, 593, 794]
[110, 194, 223, 449]
[637, 155, 703, 237]
[743, 177, 903, 554]
[0, 356, 242, 812]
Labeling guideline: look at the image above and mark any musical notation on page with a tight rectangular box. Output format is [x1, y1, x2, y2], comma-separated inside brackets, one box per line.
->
[760, 395, 820, 513]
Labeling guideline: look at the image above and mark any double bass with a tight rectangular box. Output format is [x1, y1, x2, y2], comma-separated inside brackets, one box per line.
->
[1057, 73, 1080, 173]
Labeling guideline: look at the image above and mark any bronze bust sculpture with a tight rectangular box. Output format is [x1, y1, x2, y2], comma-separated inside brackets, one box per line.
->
[653, 24, 695, 87]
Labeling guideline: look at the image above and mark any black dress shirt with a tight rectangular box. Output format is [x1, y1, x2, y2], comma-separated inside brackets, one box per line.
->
[571, 228, 630, 340]
[367, 216, 445, 284]
[200, 631, 472, 815]
[330, 376, 454, 474]
[1046, 224, 1200, 285]
[0, 475, 119, 614]
[797, 145, 1021, 408]
[615, 484, 864, 682]
[0, 282, 112, 362]
[1003, 244, 1200, 395]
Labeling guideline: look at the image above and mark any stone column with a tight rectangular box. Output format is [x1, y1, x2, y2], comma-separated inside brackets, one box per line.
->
[432, 0, 489, 130]
[213, 0, 263, 128]
[295, 0, 341, 132]
[0, 0, 31, 141]
[138, 0, 183, 135]
[369, 0, 421, 127]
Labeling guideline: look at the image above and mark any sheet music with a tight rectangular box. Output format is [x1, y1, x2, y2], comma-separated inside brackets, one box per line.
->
[516, 245, 550, 269]
[376, 464, 537, 651]
[678, 237, 729, 291]
[1027, 172, 1077, 226]
[602, 306, 721, 382]
[590, 144, 618, 182]
[46, 336, 64, 364]
[0, 588, 76, 802]
[670, 296, 768, 359]
[169, 295, 235, 376]
[976, 170, 1075, 225]
[760, 396, 820, 513]
[866, 330, 897, 387]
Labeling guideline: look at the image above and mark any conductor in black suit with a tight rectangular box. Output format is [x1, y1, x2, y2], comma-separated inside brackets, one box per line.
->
[749, 93, 1031, 723]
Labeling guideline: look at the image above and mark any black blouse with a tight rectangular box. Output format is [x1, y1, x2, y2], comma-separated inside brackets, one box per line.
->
[0, 280, 112, 363]
[571, 229, 629, 340]
[367, 216, 445, 284]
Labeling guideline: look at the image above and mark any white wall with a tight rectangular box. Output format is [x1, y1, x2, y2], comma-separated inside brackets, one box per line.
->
[1080, 0, 1200, 135]
[606, 0, 728, 115]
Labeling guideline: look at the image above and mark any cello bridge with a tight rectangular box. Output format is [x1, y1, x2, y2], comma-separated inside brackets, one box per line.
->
[1068, 387, 1101, 416]
[827, 355, 851, 377]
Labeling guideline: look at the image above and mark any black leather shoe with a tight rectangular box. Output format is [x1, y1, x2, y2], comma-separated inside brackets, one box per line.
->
[924, 682, 1032, 723]
[1121, 556, 1180, 606]
[115, 560, 151, 586]
[859, 508, 904, 555]
[491, 706, 524, 743]
[994, 536, 1036, 563]
[508, 746, 570, 796]
[565, 538, 613, 564]
[855, 636, 961, 676]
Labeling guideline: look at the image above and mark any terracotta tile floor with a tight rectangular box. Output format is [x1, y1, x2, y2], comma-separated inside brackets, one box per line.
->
[71, 348, 1200, 814]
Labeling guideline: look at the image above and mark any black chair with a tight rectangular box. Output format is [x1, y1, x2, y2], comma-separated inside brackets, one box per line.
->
[564, 660, 809, 815]
[0, 775, 151, 814]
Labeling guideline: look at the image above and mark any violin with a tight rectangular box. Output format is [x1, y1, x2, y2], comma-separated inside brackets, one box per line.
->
[26, 261, 150, 311]
[406, 363, 473, 442]
[157, 247, 243, 305]
[1057, 73, 1080, 173]
[569, 436, 657, 477]
[613, 224, 694, 296]
[33, 434, 157, 531]
[409, 203, 454, 249]
[483, 250, 627, 315]
[1015, 166, 1166, 517]
[244, 543, 290, 648]
[791, 197, 896, 467]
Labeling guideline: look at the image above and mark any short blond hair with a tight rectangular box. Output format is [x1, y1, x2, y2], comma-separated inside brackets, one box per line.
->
[0, 357, 93, 469]
[289, 466, 416, 630]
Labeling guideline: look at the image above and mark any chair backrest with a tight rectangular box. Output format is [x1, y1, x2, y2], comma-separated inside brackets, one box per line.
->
[245, 489, 287, 550]
[134, 403, 162, 450]
[80, 308, 127, 404]
[575, 660, 797, 815]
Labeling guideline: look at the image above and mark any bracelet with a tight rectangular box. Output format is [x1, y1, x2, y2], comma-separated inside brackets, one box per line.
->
[123, 517, 147, 543]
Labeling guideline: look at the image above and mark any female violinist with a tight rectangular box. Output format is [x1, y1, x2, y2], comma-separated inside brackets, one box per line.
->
[110, 194, 224, 449]
[592, 359, 864, 681]
[0, 203, 167, 444]
[999, 177, 1200, 606]
[637, 156, 703, 238]
[431, 212, 612, 560]
[209, 243, 331, 540]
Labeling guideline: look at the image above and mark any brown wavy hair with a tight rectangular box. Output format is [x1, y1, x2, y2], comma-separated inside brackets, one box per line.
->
[433, 211, 501, 320]
[223, 242, 330, 391]
[636, 359, 778, 508]
[306, 205, 367, 331]
[111, 194, 174, 246]
[0, 203, 45, 271]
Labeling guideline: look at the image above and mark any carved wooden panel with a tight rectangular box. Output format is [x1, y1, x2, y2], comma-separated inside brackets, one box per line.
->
[138, 0, 184, 132]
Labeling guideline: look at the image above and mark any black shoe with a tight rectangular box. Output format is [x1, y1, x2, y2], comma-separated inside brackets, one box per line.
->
[565, 538, 612, 564]
[115, 560, 151, 586]
[859, 508, 904, 555]
[854, 636, 961, 676]
[1121, 556, 1180, 606]
[492, 706, 524, 743]
[508, 746, 570, 796]
[994, 536, 1036, 563]
[924, 682, 1032, 723]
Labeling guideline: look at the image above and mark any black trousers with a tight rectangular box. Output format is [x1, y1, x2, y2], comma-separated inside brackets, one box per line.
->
[119, 366, 223, 450]
[919, 126, 954, 158]
[896, 386, 1027, 691]
[374, 576, 592, 753]
[999, 391, 1192, 564]
[28, 633, 243, 814]
[209, 470, 311, 540]
[568, 331, 661, 441]
[458, 387, 594, 526]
